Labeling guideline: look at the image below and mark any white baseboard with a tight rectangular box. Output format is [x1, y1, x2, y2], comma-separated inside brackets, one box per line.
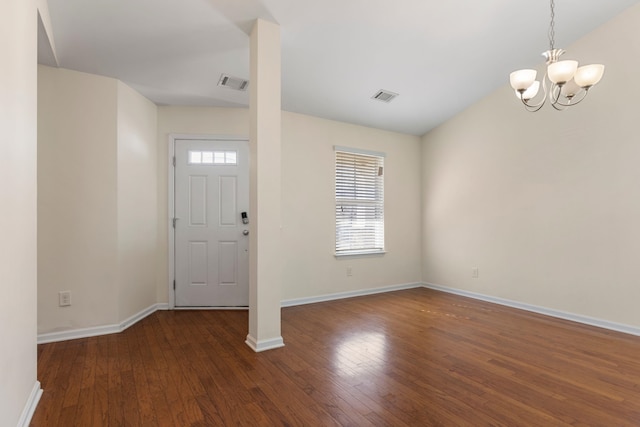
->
[173, 306, 248, 310]
[245, 334, 285, 352]
[281, 282, 423, 308]
[18, 381, 42, 427]
[423, 283, 640, 337]
[37, 303, 169, 344]
[120, 303, 168, 330]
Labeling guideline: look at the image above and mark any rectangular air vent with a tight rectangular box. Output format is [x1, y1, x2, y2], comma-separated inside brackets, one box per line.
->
[218, 74, 249, 91]
[371, 89, 399, 103]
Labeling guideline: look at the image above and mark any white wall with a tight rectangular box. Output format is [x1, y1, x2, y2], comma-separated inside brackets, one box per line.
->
[421, 3, 640, 328]
[38, 66, 119, 333]
[157, 107, 423, 304]
[38, 66, 159, 335]
[116, 81, 159, 320]
[0, 0, 39, 424]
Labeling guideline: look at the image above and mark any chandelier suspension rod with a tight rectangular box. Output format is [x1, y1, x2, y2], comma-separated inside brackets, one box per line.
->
[548, 0, 555, 51]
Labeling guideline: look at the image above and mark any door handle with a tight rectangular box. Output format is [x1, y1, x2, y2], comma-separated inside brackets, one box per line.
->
[242, 230, 249, 236]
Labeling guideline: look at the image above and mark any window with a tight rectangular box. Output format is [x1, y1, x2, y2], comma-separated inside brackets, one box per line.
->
[188, 150, 237, 165]
[335, 147, 385, 255]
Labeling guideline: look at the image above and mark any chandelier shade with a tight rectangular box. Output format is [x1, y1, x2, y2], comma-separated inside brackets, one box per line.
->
[510, 69, 537, 91]
[547, 60, 578, 84]
[520, 81, 540, 101]
[509, 0, 605, 112]
[574, 64, 605, 88]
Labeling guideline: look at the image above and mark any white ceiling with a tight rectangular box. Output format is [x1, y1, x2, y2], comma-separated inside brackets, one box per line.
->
[43, 0, 640, 136]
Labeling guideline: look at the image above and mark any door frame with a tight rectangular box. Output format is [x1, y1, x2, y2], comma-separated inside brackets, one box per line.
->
[167, 133, 250, 309]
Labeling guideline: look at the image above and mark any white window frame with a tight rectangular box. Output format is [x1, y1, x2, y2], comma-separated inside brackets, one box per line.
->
[334, 146, 385, 257]
[187, 150, 238, 165]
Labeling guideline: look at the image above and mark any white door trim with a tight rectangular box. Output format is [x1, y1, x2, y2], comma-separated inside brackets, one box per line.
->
[167, 133, 249, 309]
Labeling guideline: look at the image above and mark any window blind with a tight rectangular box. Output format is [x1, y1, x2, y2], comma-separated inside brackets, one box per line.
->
[335, 150, 384, 254]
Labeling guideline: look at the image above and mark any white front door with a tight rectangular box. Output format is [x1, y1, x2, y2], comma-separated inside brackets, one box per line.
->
[174, 138, 249, 307]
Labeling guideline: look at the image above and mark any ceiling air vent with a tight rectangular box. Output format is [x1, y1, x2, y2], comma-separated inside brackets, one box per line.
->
[217, 74, 249, 91]
[371, 89, 399, 103]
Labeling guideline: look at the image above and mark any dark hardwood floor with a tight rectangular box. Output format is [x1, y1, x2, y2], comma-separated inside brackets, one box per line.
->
[32, 288, 640, 426]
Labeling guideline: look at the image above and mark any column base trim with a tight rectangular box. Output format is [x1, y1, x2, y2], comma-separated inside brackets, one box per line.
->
[245, 334, 285, 352]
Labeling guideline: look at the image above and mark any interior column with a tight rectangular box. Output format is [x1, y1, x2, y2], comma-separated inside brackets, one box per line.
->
[246, 18, 284, 352]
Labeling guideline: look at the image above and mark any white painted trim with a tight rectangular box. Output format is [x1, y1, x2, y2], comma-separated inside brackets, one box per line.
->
[120, 303, 168, 330]
[333, 145, 386, 158]
[37, 303, 169, 344]
[173, 306, 248, 310]
[167, 134, 250, 309]
[17, 381, 42, 427]
[334, 250, 386, 258]
[423, 283, 640, 337]
[38, 324, 120, 344]
[168, 134, 176, 309]
[281, 282, 423, 308]
[245, 334, 285, 352]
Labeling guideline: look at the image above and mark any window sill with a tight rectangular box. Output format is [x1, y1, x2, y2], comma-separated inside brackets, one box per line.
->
[334, 250, 386, 258]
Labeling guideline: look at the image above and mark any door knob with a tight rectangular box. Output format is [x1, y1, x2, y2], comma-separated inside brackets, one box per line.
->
[242, 230, 249, 236]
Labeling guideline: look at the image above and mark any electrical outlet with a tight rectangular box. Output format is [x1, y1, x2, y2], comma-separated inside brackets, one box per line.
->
[59, 291, 71, 307]
[472, 267, 479, 279]
[346, 266, 353, 277]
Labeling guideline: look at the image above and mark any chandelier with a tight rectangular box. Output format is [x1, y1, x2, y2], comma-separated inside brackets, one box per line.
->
[509, 0, 605, 112]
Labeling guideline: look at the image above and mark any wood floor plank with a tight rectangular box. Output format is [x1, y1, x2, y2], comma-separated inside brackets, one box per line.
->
[33, 288, 640, 426]
[55, 341, 83, 409]
[106, 334, 125, 427]
[128, 326, 158, 426]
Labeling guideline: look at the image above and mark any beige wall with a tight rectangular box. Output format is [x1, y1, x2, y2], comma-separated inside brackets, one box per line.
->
[157, 106, 423, 304]
[421, 3, 640, 328]
[281, 112, 422, 300]
[116, 81, 159, 320]
[38, 66, 159, 335]
[38, 66, 119, 332]
[0, 0, 39, 424]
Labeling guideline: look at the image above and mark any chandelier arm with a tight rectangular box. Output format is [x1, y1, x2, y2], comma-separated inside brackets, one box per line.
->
[551, 89, 589, 108]
[523, 102, 546, 113]
[549, 82, 564, 110]
[519, 93, 544, 112]
[549, 82, 579, 110]
[518, 74, 549, 111]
